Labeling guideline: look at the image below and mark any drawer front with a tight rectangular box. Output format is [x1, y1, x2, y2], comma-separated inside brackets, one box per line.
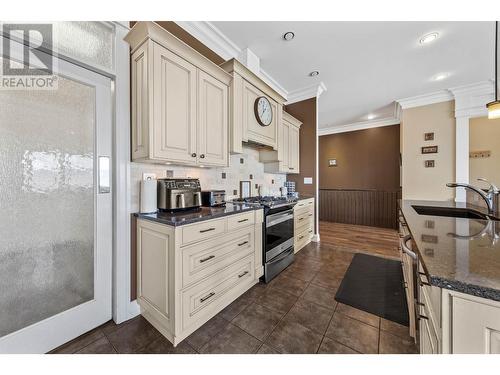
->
[295, 198, 314, 214]
[227, 211, 255, 232]
[181, 256, 254, 330]
[182, 228, 254, 287]
[295, 225, 313, 251]
[295, 210, 314, 228]
[419, 292, 439, 353]
[181, 218, 226, 246]
[418, 261, 441, 330]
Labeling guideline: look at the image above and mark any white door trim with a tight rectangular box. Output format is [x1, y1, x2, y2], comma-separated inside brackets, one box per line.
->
[0, 37, 113, 353]
[112, 22, 140, 324]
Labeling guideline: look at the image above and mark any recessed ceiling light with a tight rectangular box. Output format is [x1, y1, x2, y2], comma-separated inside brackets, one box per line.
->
[432, 72, 449, 81]
[283, 31, 295, 41]
[309, 71, 320, 77]
[419, 32, 439, 45]
[367, 114, 376, 120]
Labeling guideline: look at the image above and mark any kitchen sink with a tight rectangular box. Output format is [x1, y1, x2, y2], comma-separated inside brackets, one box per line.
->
[412, 205, 500, 221]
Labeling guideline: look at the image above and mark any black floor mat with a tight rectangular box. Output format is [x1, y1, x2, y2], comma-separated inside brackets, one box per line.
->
[335, 253, 409, 326]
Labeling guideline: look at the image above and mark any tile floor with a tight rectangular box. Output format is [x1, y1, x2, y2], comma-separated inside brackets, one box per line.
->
[51, 223, 418, 354]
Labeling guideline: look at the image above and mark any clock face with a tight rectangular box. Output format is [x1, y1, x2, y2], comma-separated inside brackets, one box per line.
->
[254, 96, 273, 126]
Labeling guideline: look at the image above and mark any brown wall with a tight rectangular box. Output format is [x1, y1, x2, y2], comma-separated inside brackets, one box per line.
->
[319, 125, 400, 190]
[285, 97, 317, 197]
[318, 125, 401, 229]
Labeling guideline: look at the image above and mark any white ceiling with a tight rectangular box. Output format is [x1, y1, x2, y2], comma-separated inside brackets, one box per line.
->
[211, 21, 495, 130]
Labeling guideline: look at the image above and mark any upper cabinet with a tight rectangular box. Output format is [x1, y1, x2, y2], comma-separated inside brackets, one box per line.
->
[220, 59, 285, 153]
[260, 111, 302, 174]
[125, 22, 231, 167]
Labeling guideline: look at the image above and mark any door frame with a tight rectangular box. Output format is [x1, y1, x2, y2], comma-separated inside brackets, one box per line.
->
[0, 36, 113, 353]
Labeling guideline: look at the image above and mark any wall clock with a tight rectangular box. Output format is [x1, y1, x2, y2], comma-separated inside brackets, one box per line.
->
[254, 96, 273, 126]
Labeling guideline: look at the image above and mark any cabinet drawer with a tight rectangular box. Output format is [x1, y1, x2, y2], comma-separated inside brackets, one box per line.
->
[295, 198, 314, 213]
[181, 218, 226, 246]
[227, 211, 255, 232]
[418, 262, 441, 331]
[181, 256, 254, 331]
[419, 292, 439, 353]
[181, 228, 254, 287]
[295, 210, 313, 229]
[295, 225, 313, 251]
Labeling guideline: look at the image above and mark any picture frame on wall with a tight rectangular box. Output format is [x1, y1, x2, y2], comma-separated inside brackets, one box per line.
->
[421, 145, 438, 154]
[424, 132, 434, 141]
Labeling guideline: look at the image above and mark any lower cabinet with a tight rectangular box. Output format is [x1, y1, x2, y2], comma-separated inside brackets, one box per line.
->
[136, 210, 263, 346]
[294, 198, 315, 253]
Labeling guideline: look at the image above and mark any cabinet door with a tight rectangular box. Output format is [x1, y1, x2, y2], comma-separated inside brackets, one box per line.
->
[152, 43, 197, 163]
[288, 125, 300, 173]
[451, 296, 500, 353]
[131, 41, 150, 160]
[197, 70, 228, 166]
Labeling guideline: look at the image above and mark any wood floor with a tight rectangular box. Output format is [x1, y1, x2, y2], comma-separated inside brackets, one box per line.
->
[319, 221, 400, 260]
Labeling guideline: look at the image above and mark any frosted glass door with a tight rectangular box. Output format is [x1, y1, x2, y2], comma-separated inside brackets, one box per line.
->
[0, 37, 112, 353]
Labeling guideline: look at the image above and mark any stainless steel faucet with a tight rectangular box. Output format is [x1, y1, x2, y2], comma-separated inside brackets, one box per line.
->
[446, 178, 499, 214]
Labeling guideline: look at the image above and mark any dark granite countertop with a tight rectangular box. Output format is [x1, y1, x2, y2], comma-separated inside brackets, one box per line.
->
[400, 199, 500, 301]
[134, 203, 262, 227]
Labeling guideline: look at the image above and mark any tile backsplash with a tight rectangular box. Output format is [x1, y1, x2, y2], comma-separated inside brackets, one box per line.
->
[130, 146, 286, 212]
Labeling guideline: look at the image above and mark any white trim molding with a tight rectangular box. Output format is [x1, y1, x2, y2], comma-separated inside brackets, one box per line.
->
[396, 89, 454, 109]
[286, 82, 327, 104]
[318, 102, 400, 136]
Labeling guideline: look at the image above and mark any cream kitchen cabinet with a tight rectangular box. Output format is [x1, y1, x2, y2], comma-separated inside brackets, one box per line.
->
[125, 22, 231, 167]
[260, 110, 302, 174]
[294, 197, 315, 253]
[221, 58, 285, 153]
[136, 209, 264, 346]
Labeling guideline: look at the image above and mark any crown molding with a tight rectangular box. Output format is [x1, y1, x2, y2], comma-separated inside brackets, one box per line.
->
[286, 82, 327, 104]
[318, 117, 400, 136]
[449, 80, 494, 118]
[396, 90, 454, 109]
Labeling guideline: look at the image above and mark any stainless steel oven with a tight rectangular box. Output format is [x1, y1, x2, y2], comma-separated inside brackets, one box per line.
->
[264, 206, 295, 282]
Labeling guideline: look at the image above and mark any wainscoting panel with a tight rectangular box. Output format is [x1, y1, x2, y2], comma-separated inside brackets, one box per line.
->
[319, 189, 400, 229]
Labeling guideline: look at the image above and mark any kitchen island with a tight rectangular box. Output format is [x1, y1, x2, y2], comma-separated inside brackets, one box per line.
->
[399, 199, 500, 354]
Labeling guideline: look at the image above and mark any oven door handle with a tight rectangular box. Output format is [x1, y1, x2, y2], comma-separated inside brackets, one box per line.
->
[268, 247, 294, 264]
[266, 211, 293, 228]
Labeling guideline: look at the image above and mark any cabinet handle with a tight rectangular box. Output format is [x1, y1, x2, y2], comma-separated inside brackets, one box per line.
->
[200, 154, 205, 159]
[308, 230, 313, 233]
[200, 227, 216, 233]
[402, 281, 408, 289]
[200, 292, 215, 303]
[418, 315, 429, 321]
[238, 241, 248, 247]
[199, 255, 215, 263]
[237, 218, 248, 223]
[299, 235, 304, 240]
[191, 153, 197, 157]
[299, 218, 304, 221]
[238, 271, 249, 278]
[289, 167, 295, 170]
[416, 301, 425, 307]
[308, 214, 313, 217]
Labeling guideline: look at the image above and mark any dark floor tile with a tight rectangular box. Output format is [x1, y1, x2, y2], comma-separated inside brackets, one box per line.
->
[137, 336, 196, 354]
[186, 315, 229, 351]
[106, 316, 161, 353]
[380, 318, 410, 339]
[270, 274, 309, 297]
[232, 303, 283, 340]
[311, 272, 343, 290]
[290, 257, 323, 271]
[325, 313, 379, 354]
[336, 303, 380, 328]
[100, 319, 123, 336]
[51, 329, 104, 354]
[265, 320, 323, 354]
[75, 337, 116, 354]
[300, 284, 337, 310]
[284, 265, 318, 282]
[317, 337, 360, 354]
[256, 288, 298, 314]
[199, 324, 261, 354]
[256, 344, 280, 354]
[284, 299, 334, 335]
[218, 295, 252, 321]
[242, 282, 269, 301]
[379, 331, 418, 354]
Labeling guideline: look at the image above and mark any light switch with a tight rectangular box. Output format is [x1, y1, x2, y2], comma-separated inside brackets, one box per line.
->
[304, 177, 313, 185]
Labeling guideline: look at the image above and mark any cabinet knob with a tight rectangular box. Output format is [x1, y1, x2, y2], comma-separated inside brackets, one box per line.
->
[191, 153, 197, 157]
[200, 154, 205, 159]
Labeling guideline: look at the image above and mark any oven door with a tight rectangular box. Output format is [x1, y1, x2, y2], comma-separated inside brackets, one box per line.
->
[265, 208, 294, 261]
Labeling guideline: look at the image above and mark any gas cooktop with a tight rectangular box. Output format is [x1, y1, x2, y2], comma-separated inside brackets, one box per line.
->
[231, 196, 298, 208]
